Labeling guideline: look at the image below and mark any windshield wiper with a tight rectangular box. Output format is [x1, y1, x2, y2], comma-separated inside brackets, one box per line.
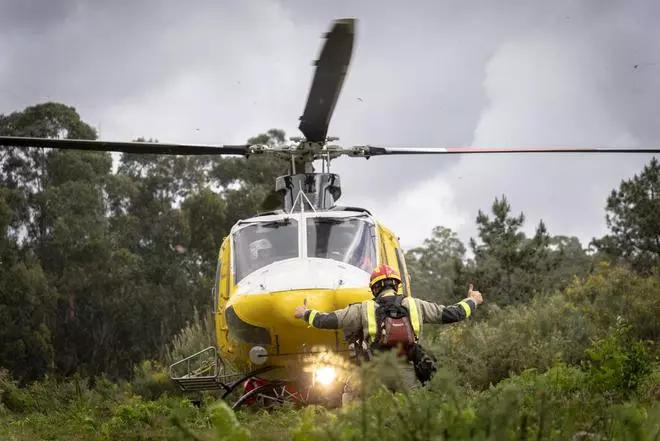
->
[260, 219, 292, 228]
[313, 218, 346, 225]
[237, 218, 293, 229]
[313, 214, 369, 225]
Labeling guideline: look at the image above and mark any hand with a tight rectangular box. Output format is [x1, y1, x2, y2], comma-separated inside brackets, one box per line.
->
[294, 298, 309, 319]
[467, 283, 483, 305]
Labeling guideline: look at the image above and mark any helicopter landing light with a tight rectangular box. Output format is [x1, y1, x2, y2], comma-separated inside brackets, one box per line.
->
[249, 346, 268, 365]
[314, 366, 337, 386]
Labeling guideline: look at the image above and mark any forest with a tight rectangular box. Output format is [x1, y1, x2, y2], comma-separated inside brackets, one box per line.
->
[0, 102, 658, 440]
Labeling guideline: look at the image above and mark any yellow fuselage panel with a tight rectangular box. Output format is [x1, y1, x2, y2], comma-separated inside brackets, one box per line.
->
[222, 286, 371, 376]
[213, 211, 414, 380]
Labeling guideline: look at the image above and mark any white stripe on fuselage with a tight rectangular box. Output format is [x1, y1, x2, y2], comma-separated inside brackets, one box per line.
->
[233, 258, 370, 296]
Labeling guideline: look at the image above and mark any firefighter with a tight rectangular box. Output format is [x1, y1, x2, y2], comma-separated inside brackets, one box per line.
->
[293, 264, 483, 398]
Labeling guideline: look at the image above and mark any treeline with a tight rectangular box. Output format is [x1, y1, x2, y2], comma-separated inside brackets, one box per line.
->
[0, 102, 290, 383]
[405, 162, 660, 310]
[1, 101, 659, 388]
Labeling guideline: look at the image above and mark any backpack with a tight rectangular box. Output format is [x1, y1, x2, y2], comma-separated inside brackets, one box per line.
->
[370, 296, 416, 353]
[360, 296, 438, 384]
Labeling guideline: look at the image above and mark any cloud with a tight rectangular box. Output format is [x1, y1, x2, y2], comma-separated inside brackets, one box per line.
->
[1, 0, 659, 253]
[340, 173, 469, 251]
[0, 0, 312, 142]
[371, 26, 655, 251]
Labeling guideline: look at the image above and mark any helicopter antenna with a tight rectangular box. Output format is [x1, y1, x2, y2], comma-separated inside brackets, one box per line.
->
[287, 188, 318, 214]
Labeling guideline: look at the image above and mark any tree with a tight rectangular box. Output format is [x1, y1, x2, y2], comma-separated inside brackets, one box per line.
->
[0, 103, 98, 244]
[591, 157, 660, 273]
[210, 129, 292, 215]
[405, 226, 467, 304]
[546, 235, 594, 290]
[0, 188, 53, 383]
[0, 103, 102, 381]
[468, 195, 555, 307]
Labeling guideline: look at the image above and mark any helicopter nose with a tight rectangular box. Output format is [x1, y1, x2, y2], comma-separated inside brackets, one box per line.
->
[229, 258, 371, 329]
[230, 287, 368, 332]
[272, 290, 340, 327]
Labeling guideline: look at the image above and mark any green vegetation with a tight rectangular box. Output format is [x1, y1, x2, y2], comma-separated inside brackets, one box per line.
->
[0, 103, 658, 439]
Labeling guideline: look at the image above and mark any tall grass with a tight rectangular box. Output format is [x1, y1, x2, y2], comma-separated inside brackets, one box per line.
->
[1, 264, 658, 440]
[164, 307, 216, 366]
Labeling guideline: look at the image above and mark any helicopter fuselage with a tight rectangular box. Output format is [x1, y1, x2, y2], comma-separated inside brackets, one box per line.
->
[214, 207, 412, 381]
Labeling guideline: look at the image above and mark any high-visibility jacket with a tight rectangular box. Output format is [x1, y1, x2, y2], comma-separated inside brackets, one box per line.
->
[302, 288, 477, 344]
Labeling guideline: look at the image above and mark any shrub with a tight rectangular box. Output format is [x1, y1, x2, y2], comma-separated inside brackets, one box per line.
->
[164, 307, 216, 366]
[580, 321, 653, 400]
[130, 360, 180, 401]
[425, 264, 659, 389]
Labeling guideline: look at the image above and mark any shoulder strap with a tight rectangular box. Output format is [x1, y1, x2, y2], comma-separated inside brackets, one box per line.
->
[363, 300, 378, 341]
[406, 297, 421, 337]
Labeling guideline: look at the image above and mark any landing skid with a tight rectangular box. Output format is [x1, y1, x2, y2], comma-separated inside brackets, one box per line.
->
[169, 346, 275, 392]
[168, 346, 343, 410]
[232, 379, 310, 410]
[168, 346, 299, 409]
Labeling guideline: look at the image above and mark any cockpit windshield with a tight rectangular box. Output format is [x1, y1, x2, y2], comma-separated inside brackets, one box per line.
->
[232, 218, 299, 283]
[306, 216, 377, 272]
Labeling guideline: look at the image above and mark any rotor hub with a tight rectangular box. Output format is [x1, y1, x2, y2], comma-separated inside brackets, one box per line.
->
[246, 137, 371, 163]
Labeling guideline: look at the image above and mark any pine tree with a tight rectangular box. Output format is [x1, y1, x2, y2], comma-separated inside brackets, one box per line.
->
[469, 196, 554, 307]
[592, 157, 660, 273]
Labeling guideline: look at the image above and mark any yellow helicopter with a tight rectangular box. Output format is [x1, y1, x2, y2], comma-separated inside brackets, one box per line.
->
[1, 17, 659, 409]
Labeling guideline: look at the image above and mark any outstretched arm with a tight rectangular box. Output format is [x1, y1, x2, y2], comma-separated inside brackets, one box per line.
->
[294, 298, 358, 329]
[417, 284, 483, 324]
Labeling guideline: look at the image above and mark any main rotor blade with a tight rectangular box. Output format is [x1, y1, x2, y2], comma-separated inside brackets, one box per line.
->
[362, 146, 660, 157]
[0, 136, 251, 156]
[298, 18, 355, 142]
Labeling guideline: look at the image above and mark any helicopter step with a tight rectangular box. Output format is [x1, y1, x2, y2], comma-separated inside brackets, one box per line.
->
[168, 346, 243, 392]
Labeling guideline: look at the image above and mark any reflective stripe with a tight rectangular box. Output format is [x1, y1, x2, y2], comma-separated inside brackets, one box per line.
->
[459, 301, 472, 318]
[366, 301, 377, 340]
[308, 310, 318, 326]
[408, 298, 421, 337]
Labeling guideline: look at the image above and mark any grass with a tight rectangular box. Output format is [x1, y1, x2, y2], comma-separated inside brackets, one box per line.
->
[1, 264, 659, 440]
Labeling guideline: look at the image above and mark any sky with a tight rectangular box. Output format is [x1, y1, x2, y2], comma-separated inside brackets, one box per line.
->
[1, 0, 658, 252]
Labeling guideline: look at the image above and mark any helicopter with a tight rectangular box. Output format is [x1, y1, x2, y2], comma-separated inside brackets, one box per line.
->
[1, 17, 659, 409]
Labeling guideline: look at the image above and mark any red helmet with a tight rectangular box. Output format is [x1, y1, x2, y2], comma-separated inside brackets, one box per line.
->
[369, 264, 402, 290]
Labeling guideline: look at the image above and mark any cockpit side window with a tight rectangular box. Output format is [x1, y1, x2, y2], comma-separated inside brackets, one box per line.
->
[306, 217, 377, 272]
[232, 218, 299, 283]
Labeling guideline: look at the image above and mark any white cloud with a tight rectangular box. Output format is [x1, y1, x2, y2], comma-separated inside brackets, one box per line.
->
[340, 173, 469, 251]
[356, 30, 655, 252]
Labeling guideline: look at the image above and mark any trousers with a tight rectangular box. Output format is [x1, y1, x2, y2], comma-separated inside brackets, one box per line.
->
[341, 360, 420, 407]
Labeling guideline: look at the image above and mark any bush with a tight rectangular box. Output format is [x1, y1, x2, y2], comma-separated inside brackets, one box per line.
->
[581, 321, 653, 400]
[1, 264, 658, 440]
[425, 264, 659, 389]
[100, 395, 199, 441]
[565, 263, 660, 348]
[164, 307, 216, 366]
[130, 360, 180, 401]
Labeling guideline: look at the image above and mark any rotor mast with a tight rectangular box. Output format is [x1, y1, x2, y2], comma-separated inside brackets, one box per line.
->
[274, 16, 355, 213]
[274, 137, 342, 213]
